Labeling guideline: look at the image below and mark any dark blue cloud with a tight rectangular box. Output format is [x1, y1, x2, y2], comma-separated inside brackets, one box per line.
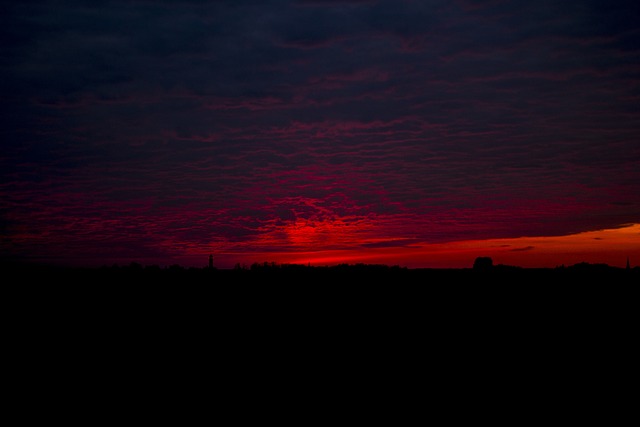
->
[1, 0, 638, 267]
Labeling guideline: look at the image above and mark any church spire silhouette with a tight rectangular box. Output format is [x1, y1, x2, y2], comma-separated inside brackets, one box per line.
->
[209, 254, 213, 269]
[627, 257, 631, 270]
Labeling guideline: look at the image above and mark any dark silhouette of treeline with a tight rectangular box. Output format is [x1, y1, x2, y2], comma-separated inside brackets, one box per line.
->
[3, 257, 638, 284]
[5, 257, 637, 328]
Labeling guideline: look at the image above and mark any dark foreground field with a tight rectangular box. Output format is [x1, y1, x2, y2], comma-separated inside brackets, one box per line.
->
[5, 261, 637, 311]
[4, 260, 637, 401]
[6, 260, 638, 284]
[5, 259, 637, 370]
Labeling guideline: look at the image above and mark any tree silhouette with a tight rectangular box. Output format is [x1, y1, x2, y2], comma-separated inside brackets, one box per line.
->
[473, 257, 493, 271]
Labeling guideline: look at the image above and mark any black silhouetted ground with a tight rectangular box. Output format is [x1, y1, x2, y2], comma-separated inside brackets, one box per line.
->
[4, 259, 636, 379]
[4, 259, 638, 287]
[4, 259, 638, 279]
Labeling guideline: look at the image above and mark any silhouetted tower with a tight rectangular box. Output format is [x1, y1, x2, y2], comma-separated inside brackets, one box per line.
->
[209, 254, 213, 269]
[627, 257, 631, 270]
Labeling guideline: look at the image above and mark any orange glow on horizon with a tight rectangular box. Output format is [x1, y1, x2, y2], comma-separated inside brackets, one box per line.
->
[207, 223, 640, 269]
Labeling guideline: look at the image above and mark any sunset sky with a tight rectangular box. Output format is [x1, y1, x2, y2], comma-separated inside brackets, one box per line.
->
[1, 0, 639, 269]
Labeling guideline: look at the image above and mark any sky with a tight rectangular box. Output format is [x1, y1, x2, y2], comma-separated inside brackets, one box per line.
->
[1, 0, 639, 270]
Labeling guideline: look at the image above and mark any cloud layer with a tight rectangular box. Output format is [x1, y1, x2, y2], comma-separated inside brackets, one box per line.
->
[2, 0, 639, 267]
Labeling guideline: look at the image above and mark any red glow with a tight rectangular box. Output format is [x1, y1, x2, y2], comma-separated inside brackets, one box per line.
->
[198, 223, 640, 270]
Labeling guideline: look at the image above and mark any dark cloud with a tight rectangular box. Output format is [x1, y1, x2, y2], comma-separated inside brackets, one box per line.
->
[1, 0, 638, 267]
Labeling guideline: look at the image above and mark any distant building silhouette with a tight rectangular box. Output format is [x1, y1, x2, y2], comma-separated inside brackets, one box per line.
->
[209, 254, 213, 269]
[627, 257, 631, 270]
[473, 257, 493, 271]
